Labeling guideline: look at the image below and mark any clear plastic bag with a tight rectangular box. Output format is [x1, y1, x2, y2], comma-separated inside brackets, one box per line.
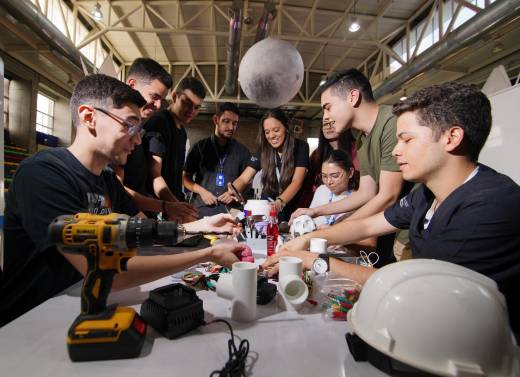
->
[316, 276, 362, 321]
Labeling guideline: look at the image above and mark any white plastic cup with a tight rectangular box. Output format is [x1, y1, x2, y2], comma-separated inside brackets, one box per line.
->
[310, 238, 327, 254]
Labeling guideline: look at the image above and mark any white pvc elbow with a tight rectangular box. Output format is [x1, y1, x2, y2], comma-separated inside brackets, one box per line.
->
[216, 261, 257, 322]
[277, 256, 309, 310]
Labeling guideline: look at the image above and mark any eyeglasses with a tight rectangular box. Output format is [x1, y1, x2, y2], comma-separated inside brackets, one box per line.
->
[322, 120, 336, 129]
[320, 171, 344, 182]
[93, 107, 142, 137]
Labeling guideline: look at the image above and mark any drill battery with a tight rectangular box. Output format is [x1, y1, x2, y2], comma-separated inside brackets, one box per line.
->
[67, 305, 147, 362]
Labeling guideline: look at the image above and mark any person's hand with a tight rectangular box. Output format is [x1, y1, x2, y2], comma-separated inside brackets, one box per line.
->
[289, 207, 317, 224]
[273, 198, 284, 213]
[261, 249, 317, 277]
[280, 236, 311, 252]
[226, 182, 245, 205]
[217, 191, 235, 205]
[209, 241, 249, 268]
[188, 213, 241, 235]
[199, 188, 218, 206]
[164, 201, 198, 223]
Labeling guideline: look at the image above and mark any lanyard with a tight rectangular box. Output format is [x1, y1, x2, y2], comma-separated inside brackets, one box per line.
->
[212, 136, 229, 172]
[325, 190, 352, 225]
[326, 191, 337, 225]
[274, 153, 281, 183]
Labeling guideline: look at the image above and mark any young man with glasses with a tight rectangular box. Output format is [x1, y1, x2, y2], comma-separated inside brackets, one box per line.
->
[1, 74, 245, 327]
[183, 102, 251, 217]
[117, 58, 198, 223]
[142, 76, 205, 209]
[291, 69, 409, 266]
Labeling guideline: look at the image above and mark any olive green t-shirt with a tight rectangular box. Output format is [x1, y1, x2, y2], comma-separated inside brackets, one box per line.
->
[356, 105, 400, 184]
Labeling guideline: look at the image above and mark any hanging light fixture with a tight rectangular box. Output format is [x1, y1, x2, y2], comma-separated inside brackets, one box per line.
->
[348, 1, 361, 33]
[91, 3, 103, 21]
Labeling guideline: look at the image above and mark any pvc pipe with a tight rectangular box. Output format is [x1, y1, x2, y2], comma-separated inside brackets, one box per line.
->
[216, 261, 257, 322]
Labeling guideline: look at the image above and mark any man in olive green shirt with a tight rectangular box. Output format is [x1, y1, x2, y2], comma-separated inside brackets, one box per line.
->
[291, 69, 406, 265]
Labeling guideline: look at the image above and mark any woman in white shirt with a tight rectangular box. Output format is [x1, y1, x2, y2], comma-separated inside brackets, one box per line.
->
[310, 149, 355, 227]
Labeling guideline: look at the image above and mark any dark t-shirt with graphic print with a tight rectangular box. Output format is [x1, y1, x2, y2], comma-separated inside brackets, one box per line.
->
[1, 148, 138, 326]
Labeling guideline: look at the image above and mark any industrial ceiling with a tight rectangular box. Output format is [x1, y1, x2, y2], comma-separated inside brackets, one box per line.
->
[1, 0, 519, 121]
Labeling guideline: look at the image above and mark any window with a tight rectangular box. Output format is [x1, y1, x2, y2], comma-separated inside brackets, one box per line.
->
[30, 0, 115, 70]
[389, 0, 497, 74]
[3, 77, 10, 129]
[36, 93, 55, 135]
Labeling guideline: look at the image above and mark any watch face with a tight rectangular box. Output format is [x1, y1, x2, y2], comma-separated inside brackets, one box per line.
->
[313, 258, 328, 274]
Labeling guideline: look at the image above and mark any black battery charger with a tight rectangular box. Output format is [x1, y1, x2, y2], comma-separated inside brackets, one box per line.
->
[140, 283, 204, 339]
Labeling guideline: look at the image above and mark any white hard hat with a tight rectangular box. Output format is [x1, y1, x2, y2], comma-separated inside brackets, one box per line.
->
[347, 259, 519, 377]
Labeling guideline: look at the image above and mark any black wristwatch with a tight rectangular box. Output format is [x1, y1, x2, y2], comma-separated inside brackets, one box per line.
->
[312, 253, 330, 275]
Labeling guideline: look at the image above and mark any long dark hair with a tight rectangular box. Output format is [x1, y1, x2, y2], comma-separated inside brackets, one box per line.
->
[257, 109, 295, 197]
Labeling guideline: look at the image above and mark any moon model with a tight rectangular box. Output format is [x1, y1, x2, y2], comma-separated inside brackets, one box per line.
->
[238, 38, 304, 108]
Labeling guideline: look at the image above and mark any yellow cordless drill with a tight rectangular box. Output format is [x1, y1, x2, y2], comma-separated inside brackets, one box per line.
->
[48, 213, 185, 362]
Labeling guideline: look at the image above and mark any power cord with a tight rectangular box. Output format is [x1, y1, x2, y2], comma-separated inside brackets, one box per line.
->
[206, 319, 250, 377]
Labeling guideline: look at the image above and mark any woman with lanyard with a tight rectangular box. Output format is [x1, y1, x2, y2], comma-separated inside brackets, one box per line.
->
[309, 149, 356, 228]
[229, 108, 309, 222]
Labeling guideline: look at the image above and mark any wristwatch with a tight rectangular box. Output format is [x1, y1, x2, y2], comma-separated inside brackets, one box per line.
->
[312, 253, 330, 275]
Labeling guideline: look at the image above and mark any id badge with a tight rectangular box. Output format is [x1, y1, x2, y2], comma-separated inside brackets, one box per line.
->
[216, 172, 225, 187]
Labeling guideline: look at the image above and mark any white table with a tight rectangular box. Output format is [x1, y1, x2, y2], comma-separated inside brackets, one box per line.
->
[0, 246, 391, 377]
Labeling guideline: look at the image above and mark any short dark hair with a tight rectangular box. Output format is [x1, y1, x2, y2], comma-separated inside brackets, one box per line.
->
[127, 58, 173, 89]
[320, 68, 375, 103]
[176, 76, 206, 99]
[392, 82, 491, 162]
[70, 74, 146, 127]
[217, 102, 240, 117]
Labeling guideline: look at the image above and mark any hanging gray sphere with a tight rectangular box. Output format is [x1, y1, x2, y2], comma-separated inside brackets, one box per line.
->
[238, 38, 304, 108]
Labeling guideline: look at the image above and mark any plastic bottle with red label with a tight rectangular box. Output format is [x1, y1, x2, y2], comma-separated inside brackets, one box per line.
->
[266, 206, 278, 257]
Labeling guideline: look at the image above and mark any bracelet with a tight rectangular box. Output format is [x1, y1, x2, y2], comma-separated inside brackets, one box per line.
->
[276, 196, 286, 209]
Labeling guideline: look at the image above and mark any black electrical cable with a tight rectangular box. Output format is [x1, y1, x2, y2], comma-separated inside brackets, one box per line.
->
[206, 319, 250, 377]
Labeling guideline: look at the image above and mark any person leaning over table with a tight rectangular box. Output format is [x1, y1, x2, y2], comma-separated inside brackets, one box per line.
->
[112, 57, 198, 223]
[310, 149, 356, 228]
[296, 117, 359, 210]
[262, 82, 520, 342]
[290, 69, 412, 266]
[225, 108, 309, 222]
[0, 74, 246, 327]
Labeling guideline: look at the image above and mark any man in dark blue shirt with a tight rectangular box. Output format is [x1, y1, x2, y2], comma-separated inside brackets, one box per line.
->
[183, 102, 251, 217]
[267, 82, 520, 337]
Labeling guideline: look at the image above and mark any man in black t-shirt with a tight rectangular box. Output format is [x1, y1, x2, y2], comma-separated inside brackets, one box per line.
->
[144, 76, 205, 207]
[183, 102, 251, 217]
[115, 58, 197, 223]
[266, 82, 520, 338]
[1, 75, 246, 327]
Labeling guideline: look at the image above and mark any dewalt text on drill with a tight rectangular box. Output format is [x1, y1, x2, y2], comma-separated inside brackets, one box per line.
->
[48, 213, 185, 362]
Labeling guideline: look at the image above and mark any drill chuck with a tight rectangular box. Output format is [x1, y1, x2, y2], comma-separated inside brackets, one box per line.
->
[125, 218, 184, 248]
